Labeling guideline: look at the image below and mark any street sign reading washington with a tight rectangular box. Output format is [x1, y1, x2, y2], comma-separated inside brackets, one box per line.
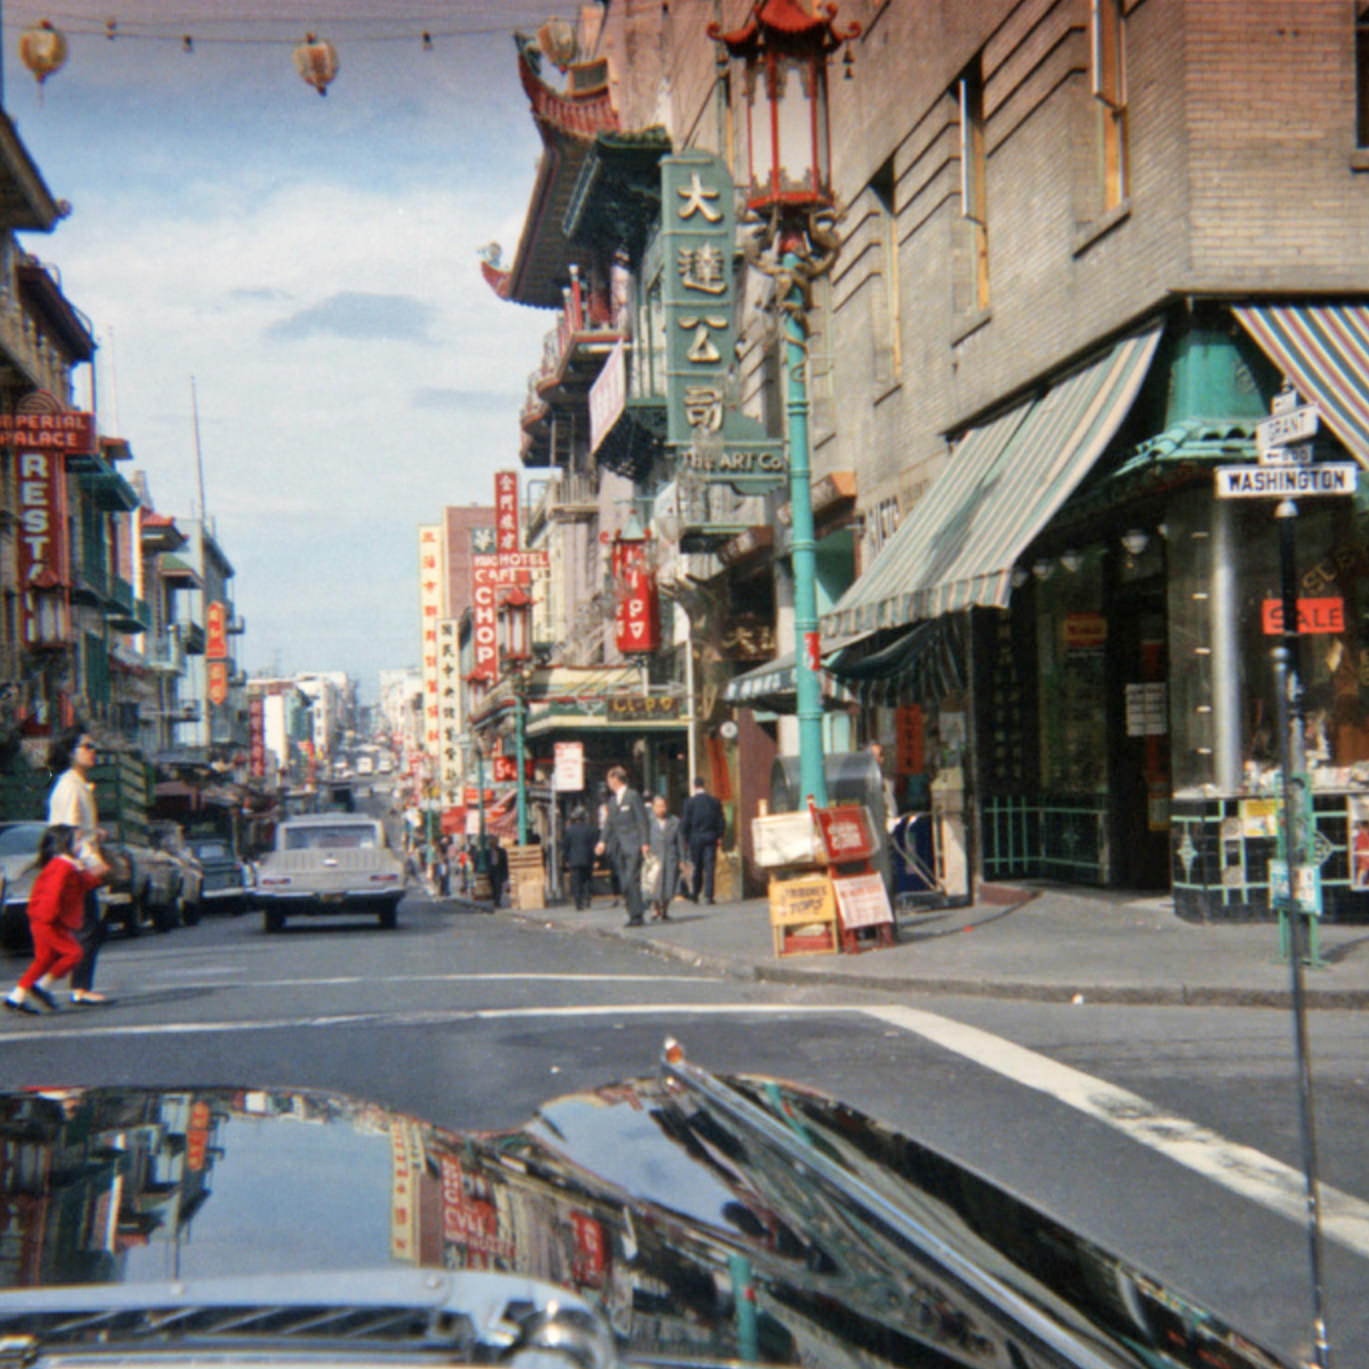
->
[1215, 463, 1357, 499]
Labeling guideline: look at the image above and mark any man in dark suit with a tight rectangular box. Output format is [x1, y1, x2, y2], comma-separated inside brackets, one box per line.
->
[595, 765, 649, 925]
[562, 807, 599, 910]
[680, 776, 725, 904]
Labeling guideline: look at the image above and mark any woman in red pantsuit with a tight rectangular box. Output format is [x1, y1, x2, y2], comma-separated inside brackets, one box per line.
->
[4, 826, 108, 1015]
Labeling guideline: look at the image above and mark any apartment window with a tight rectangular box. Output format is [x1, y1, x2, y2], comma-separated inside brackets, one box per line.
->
[958, 56, 989, 311]
[1358, 4, 1369, 147]
[1091, 0, 1128, 209]
[870, 158, 902, 380]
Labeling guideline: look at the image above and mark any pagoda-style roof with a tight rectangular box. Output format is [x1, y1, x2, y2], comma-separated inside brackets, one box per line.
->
[563, 127, 671, 264]
[0, 112, 62, 233]
[487, 41, 620, 309]
[710, 0, 861, 53]
[16, 256, 95, 362]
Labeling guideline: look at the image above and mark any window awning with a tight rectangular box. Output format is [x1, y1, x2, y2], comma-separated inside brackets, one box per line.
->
[1233, 303, 1369, 467]
[723, 649, 858, 711]
[822, 324, 1164, 638]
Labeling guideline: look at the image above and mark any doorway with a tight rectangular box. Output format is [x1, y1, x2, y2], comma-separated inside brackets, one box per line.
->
[1110, 591, 1172, 890]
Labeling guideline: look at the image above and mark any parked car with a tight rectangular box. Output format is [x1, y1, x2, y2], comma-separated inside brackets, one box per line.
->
[104, 840, 182, 936]
[0, 820, 46, 952]
[0, 1042, 1294, 1369]
[188, 835, 250, 913]
[255, 812, 406, 932]
[147, 822, 203, 925]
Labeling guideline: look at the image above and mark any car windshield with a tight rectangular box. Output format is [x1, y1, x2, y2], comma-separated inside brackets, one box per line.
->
[284, 825, 378, 851]
[0, 825, 44, 858]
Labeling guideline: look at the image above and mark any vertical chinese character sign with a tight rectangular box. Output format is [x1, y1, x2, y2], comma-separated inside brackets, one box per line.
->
[417, 525, 446, 757]
[661, 152, 786, 493]
[436, 618, 461, 796]
[470, 526, 499, 681]
[662, 152, 736, 450]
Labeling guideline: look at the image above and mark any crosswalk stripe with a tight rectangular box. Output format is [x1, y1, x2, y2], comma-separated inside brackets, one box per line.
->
[865, 1004, 1369, 1261]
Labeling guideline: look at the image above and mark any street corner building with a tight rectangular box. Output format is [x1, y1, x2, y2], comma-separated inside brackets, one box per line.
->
[431, 0, 1369, 923]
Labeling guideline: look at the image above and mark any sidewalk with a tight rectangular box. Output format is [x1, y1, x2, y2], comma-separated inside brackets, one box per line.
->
[466, 885, 1369, 1010]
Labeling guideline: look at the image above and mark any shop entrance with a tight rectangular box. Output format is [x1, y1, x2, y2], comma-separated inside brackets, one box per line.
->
[1110, 592, 1171, 890]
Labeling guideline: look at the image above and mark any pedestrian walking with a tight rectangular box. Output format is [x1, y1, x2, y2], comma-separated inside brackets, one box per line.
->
[436, 836, 452, 897]
[4, 826, 109, 1015]
[595, 765, 649, 926]
[680, 777, 725, 904]
[487, 836, 509, 909]
[45, 731, 111, 1006]
[646, 795, 684, 922]
[562, 807, 599, 910]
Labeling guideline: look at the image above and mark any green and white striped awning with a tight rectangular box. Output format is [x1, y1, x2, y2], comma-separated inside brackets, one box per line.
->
[822, 324, 1163, 638]
[1234, 303, 1369, 467]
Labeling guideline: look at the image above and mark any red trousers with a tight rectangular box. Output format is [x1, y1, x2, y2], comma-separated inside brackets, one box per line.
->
[19, 924, 83, 990]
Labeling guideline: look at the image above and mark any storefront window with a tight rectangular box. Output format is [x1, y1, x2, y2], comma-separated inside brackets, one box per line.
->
[1167, 488, 1216, 796]
[1036, 548, 1108, 792]
[1237, 495, 1369, 793]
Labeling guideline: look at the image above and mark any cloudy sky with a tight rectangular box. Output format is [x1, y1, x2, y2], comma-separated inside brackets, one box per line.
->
[2, 1, 561, 695]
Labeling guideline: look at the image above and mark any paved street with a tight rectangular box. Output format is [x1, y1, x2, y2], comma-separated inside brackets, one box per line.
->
[1, 888, 1367, 1366]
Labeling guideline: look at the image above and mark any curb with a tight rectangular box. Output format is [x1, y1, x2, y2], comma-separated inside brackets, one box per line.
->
[474, 900, 1369, 1011]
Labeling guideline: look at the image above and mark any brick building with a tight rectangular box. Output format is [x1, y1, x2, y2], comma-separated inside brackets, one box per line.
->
[483, 0, 1369, 914]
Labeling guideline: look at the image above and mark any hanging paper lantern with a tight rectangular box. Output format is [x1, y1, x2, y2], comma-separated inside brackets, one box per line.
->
[293, 33, 338, 97]
[19, 20, 68, 90]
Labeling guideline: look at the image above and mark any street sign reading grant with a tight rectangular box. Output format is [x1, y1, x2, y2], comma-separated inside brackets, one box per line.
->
[1215, 463, 1357, 499]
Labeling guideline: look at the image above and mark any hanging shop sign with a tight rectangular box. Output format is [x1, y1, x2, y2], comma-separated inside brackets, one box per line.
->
[615, 565, 661, 654]
[17, 449, 66, 592]
[207, 660, 230, 707]
[418, 524, 445, 746]
[495, 469, 520, 554]
[206, 600, 229, 659]
[248, 695, 266, 779]
[661, 151, 786, 494]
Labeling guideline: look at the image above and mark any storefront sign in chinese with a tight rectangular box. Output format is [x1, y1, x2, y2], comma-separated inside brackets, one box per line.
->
[418, 525, 445, 748]
[661, 151, 786, 494]
[495, 469, 519, 554]
[1261, 597, 1344, 635]
[605, 694, 681, 720]
[437, 619, 461, 791]
[205, 600, 228, 659]
[248, 694, 266, 779]
[206, 659, 229, 707]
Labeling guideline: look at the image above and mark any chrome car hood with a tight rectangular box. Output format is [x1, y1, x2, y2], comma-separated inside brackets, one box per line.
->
[0, 1045, 1292, 1368]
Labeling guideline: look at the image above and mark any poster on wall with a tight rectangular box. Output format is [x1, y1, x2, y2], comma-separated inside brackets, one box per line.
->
[1350, 795, 1369, 891]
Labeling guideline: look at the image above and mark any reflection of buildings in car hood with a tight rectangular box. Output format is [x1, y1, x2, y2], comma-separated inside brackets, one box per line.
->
[0, 1076, 1291, 1369]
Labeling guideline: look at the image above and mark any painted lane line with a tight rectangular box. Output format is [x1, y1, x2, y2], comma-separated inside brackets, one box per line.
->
[143, 973, 724, 989]
[0, 1001, 847, 1044]
[865, 1004, 1369, 1261]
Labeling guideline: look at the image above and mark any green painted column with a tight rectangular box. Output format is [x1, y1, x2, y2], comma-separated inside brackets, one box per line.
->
[515, 690, 529, 847]
[784, 254, 828, 807]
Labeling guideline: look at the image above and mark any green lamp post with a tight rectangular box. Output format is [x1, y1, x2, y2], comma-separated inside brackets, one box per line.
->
[711, 0, 860, 807]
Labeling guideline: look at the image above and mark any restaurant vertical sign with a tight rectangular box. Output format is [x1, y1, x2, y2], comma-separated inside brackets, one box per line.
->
[1, 397, 97, 649]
